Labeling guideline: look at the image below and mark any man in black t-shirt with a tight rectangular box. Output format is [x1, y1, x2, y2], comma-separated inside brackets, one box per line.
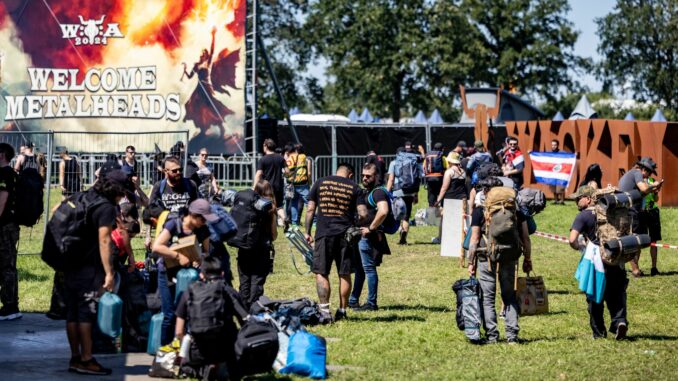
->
[349, 163, 391, 312]
[149, 156, 199, 215]
[568, 185, 629, 340]
[63, 168, 128, 376]
[305, 163, 360, 321]
[0, 143, 20, 321]
[254, 139, 289, 224]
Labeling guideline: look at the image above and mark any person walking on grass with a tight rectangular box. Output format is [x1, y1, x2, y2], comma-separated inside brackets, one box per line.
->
[387, 145, 423, 245]
[568, 185, 629, 340]
[349, 163, 391, 312]
[305, 163, 361, 322]
[467, 179, 532, 344]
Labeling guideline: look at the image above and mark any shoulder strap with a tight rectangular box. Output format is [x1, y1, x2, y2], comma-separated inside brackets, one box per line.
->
[159, 179, 167, 195]
[368, 186, 389, 208]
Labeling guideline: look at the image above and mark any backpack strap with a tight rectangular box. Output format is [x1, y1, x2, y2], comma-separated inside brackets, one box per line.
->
[159, 179, 167, 195]
[367, 186, 389, 208]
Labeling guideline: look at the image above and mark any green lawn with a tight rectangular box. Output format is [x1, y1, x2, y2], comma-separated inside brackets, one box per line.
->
[16, 191, 678, 380]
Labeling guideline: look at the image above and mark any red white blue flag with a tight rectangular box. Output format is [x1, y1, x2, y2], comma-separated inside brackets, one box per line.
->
[528, 151, 577, 188]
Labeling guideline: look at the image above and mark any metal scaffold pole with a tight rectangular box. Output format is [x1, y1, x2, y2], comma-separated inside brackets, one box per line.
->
[245, 0, 258, 175]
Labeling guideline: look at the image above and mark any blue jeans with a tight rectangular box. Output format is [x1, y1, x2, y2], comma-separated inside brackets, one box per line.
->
[349, 238, 378, 307]
[290, 185, 309, 225]
[157, 270, 176, 345]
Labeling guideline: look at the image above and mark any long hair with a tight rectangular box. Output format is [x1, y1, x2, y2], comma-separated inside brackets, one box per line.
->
[580, 164, 603, 189]
[254, 179, 276, 208]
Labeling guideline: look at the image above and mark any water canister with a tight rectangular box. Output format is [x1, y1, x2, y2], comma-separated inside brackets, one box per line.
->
[147, 312, 164, 355]
[97, 292, 123, 338]
[175, 268, 200, 303]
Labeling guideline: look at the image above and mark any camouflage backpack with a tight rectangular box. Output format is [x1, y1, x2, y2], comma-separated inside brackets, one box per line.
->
[591, 187, 645, 265]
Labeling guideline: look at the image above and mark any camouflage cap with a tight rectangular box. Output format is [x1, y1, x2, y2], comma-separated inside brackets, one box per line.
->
[568, 185, 595, 200]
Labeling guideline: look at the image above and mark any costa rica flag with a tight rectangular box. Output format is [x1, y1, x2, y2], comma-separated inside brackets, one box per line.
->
[528, 151, 577, 188]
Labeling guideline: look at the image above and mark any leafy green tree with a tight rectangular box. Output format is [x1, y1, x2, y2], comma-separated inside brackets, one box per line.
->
[461, 0, 589, 102]
[255, 0, 313, 118]
[305, 0, 484, 122]
[596, 0, 678, 115]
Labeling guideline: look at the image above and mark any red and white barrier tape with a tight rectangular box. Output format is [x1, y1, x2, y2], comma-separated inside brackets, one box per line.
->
[534, 231, 678, 250]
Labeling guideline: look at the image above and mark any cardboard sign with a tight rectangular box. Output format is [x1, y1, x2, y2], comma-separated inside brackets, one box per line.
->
[440, 199, 464, 257]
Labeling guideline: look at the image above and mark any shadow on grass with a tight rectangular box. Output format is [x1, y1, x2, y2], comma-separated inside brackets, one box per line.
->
[18, 268, 49, 282]
[548, 290, 578, 295]
[253, 374, 292, 380]
[653, 271, 678, 277]
[383, 304, 449, 313]
[627, 334, 678, 341]
[349, 314, 426, 323]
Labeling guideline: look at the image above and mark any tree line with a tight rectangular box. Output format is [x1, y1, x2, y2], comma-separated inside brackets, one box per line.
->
[256, 0, 677, 122]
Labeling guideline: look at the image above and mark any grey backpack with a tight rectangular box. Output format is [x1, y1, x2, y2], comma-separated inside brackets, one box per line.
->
[517, 188, 546, 216]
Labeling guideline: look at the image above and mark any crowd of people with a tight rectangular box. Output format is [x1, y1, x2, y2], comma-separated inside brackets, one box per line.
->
[0, 134, 667, 378]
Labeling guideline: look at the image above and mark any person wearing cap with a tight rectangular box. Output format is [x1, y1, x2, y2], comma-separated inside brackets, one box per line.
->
[568, 185, 630, 340]
[466, 140, 493, 180]
[618, 157, 664, 277]
[61, 168, 128, 375]
[152, 198, 214, 345]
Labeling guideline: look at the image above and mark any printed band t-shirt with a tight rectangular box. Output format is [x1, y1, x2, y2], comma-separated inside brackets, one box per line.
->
[308, 175, 360, 239]
[150, 178, 198, 214]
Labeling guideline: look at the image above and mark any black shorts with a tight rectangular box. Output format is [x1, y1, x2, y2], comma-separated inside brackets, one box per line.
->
[402, 195, 415, 220]
[630, 209, 648, 235]
[64, 265, 105, 323]
[274, 191, 283, 209]
[642, 208, 662, 242]
[312, 234, 352, 276]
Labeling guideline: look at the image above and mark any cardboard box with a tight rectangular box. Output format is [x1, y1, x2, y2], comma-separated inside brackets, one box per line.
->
[164, 234, 201, 268]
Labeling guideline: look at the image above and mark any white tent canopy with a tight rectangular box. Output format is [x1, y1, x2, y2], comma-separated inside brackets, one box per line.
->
[568, 95, 598, 120]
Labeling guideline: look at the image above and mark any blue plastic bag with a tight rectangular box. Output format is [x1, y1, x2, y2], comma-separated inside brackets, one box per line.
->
[280, 330, 327, 379]
[97, 292, 122, 338]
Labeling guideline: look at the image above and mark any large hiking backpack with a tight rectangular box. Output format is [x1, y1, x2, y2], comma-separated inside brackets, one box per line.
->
[393, 151, 421, 194]
[187, 279, 226, 339]
[452, 277, 482, 343]
[424, 150, 445, 177]
[15, 163, 44, 227]
[592, 187, 650, 265]
[42, 190, 109, 271]
[227, 189, 271, 250]
[207, 204, 238, 242]
[482, 187, 522, 263]
[367, 186, 406, 234]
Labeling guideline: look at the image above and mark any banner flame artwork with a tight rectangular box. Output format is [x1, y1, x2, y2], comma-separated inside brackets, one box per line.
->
[0, 0, 245, 154]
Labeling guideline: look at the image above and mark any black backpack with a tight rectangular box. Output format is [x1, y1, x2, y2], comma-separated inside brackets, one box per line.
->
[227, 189, 268, 250]
[41, 190, 109, 271]
[15, 162, 44, 227]
[187, 280, 226, 338]
[235, 319, 279, 376]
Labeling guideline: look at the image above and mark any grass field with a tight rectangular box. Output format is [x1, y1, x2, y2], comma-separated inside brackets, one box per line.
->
[15, 190, 678, 380]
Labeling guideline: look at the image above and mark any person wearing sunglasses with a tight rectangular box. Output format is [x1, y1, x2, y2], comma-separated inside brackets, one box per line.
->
[149, 156, 198, 219]
[196, 148, 220, 200]
[501, 137, 524, 190]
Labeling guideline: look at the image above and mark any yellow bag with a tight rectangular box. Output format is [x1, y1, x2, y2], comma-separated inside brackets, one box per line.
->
[516, 274, 549, 316]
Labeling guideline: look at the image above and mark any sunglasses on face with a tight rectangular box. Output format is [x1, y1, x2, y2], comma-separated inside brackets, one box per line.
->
[200, 153, 208, 156]
[509, 143, 517, 146]
[362, 173, 374, 178]
[166, 168, 182, 174]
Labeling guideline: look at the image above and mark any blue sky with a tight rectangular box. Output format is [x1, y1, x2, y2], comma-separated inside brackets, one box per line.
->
[569, 0, 617, 91]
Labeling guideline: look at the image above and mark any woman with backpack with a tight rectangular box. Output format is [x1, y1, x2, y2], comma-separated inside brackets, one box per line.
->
[152, 199, 217, 345]
[234, 180, 278, 308]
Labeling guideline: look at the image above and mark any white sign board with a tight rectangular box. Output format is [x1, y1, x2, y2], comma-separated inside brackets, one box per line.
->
[440, 199, 465, 257]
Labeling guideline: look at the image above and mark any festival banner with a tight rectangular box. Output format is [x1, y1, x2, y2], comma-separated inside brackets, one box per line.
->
[0, 0, 245, 154]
